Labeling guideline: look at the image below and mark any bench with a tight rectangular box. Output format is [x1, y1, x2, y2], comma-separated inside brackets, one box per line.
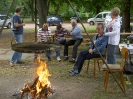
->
[51, 32, 133, 46]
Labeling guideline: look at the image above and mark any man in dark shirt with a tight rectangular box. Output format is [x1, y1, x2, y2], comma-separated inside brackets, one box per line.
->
[10, 6, 25, 67]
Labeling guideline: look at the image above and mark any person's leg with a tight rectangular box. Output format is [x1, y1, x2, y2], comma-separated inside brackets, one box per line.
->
[15, 34, 23, 62]
[46, 52, 50, 58]
[70, 50, 100, 76]
[46, 52, 51, 61]
[10, 34, 23, 63]
[72, 39, 83, 59]
[56, 38, 66, 57]
[74, 50, 100, 73]
[64, 40, 75, 57]
[107, 44, 116, 64]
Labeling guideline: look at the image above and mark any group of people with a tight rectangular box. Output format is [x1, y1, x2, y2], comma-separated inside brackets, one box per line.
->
[10, 6, 83, 66]
[10, 6, 121, 77]
[34, 19, 83, 62]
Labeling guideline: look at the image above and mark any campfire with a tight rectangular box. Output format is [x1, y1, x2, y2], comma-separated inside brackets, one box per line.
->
[19, 57, 55, 99]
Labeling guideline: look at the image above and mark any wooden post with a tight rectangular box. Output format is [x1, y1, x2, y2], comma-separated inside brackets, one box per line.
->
[0, 0, 15, 36]
[35, 0, 37, 42]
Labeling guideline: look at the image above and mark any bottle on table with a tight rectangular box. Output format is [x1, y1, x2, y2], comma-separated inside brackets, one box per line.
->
[127, 39, 130, 47]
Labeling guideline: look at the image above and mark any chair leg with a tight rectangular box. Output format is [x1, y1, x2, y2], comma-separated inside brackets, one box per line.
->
[104, 71, 109, 92]
[97, 60, 100, 71]
[94, 60, 96, 77]
[104, 71, 107, 86]
[86, 60, 90, 74]
[119, 72, 126, 92]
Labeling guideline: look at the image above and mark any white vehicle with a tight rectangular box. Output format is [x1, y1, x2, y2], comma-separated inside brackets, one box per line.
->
[105, 14, 122, 26]
[87, 12, 110, 25]
[0, 15, 12, 28]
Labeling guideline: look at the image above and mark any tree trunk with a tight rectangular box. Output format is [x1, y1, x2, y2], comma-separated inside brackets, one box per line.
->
[96, 5, 101, 14]
[31, 0, 34, 21]
[122, 0, 131, 32]
[55, 4, 60, 15]
[37, 0, 48, 28]
[47, 1, 50, 15]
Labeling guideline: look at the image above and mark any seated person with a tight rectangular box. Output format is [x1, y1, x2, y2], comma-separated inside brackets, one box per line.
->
[69, 23, 108, 76]
[64, 19, 83, 63]
[34, 23, 51, 61]
[54, 24, 68, 61]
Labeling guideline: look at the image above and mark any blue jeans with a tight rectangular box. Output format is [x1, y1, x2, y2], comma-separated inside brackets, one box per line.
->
[10, 33, 23, 63]
[46, 52, 50, 58]
[56, 38, 66, 57]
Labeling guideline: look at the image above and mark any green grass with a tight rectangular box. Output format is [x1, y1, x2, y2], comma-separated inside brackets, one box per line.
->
[23, 18, 34, 23]
[81, 26, 97, 33]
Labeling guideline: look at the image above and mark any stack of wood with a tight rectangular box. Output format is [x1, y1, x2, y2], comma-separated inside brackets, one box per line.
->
[20, 77, 55, 99]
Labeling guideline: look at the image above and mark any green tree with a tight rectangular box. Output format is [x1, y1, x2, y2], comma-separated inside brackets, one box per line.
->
[122, 0, 131, 32]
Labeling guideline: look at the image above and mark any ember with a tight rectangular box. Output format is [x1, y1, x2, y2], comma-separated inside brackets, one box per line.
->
[20, 57, 55, 99]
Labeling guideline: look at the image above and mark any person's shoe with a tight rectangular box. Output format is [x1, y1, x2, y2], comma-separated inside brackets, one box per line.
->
[48, 57, 51, 61]
[70, 73, 80, 76]
[68, 68, 77, 73]
[64, 56, 69, 61]
[16, 61, 25, 64]
[57, 56, 61, 62]
[10, 62, 15, 67]
[70, 69, 79, 76]
[69, 58, 76, 63]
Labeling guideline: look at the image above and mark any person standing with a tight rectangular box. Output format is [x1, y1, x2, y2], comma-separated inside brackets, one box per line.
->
[64, 19, 83, 63]
[104, 7, 120, 64]
[10, 6, 25, 67]
[54, 24, 68, 61]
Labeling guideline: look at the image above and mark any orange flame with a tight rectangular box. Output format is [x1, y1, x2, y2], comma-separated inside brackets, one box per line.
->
[35, 58, 51, 96]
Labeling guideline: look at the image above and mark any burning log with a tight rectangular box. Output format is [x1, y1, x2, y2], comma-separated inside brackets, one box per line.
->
[20, 77, 39, 99]
[18, 60, 55, 99]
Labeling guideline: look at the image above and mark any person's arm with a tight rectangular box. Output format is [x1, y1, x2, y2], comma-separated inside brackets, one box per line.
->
[47, 29, 51, 42]
[70, 26, 81, 35]
[37, 29, 42, 42]
[37, 36, 42, 42]
[13, 16, 25, 27]
[93, 36, 108, 53]
[105, 23, 120, 37]
[88, 35, 96, 49]
[54, 30, 58, 42]
[14, 23, 25, 27]
[64, 28, 68, 35]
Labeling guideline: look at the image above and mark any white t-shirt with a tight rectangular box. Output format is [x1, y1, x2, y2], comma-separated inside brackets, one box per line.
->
[105, 19, 120, 45]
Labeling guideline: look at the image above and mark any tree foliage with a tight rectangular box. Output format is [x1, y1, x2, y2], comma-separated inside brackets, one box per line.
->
[0, 0, 132, 30]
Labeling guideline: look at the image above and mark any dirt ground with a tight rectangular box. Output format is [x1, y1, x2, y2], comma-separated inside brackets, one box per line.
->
[0, 59, 97, 99]
[0, 23, 133, 99]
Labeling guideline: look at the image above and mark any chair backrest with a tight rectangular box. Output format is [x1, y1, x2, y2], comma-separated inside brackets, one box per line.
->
[120, 47, 128, 67]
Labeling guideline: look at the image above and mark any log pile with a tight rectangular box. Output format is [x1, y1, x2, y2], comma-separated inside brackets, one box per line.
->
[19, 77, 54, 99]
